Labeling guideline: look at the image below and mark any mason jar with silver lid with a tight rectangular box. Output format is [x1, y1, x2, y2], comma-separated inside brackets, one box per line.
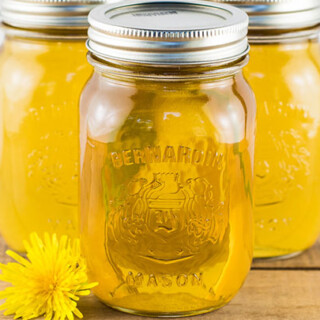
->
[217, 0, 320, 259]
[80, 0, 256, 316]
[0, 0, 103, 252]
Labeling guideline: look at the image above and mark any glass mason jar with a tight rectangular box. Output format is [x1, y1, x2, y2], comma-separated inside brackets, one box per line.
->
[0, 0, 102, 251]
[80, 0, 256, 316]
[217, 0, 320, 258]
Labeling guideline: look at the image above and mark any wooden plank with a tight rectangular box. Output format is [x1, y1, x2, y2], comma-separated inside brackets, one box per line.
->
[253, 238, 320, 270]
[0, 239, 13, 265]
[0, 238, 6, 257]
[70, 270, 320, 320]
[1, 270, 317, 320]
[77, 270, 320, 320]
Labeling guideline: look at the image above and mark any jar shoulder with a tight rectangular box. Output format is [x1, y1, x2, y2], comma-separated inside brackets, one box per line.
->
[246, 43, 320, 88]
[0, 37, 91, 84]
[80, 72, 256, 145]
[0, 38, 92, 107]
[246, 43, 320, 119]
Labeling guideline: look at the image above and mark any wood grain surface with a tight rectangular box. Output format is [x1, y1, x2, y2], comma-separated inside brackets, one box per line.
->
[0, 237, 319, 320]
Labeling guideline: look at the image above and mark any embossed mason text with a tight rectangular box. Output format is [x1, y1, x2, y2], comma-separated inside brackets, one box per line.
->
[126, 271, 204, 288]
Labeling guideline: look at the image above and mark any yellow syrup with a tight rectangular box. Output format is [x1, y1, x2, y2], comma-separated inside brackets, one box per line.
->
[0, 36, 92, 251]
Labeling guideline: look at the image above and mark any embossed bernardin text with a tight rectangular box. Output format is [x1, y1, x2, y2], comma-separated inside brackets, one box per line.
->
[109, 145, 224, 169]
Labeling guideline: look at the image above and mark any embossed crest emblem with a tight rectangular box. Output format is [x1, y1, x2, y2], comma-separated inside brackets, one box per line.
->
[255, 101, 315, 206]
[106, 172, 228, 271]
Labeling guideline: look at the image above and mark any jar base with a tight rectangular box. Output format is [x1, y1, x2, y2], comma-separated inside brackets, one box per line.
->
[100, 301, 227, 318]
[253, 250, 303, 261]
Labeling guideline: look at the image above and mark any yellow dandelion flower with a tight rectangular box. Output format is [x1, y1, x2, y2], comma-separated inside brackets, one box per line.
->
[0, 233, 98, 320]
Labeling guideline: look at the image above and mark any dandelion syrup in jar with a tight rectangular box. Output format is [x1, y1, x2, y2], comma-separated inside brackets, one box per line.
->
[80, 0, 256, 316]
[0, 0, 103, 251]
[217, 0, 320, 259]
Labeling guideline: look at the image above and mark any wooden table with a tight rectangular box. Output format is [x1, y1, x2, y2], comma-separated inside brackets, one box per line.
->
[1, 237, 319, 320]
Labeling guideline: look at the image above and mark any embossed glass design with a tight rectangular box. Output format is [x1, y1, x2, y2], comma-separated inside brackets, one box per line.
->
[80, 62, 255, 316]
[0, 34, 92, 251]
[245, 36, 320, 258]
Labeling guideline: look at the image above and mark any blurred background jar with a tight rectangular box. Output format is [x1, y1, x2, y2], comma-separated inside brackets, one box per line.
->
[216, 0, 320, 259]
[80, 0, 256, 316]
[0, 0, 103, 252]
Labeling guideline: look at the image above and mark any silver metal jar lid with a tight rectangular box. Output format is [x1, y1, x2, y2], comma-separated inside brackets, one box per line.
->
[87, 0, 249, 65]
[2, 0, 105, 29]
[215, 0, 320, 30]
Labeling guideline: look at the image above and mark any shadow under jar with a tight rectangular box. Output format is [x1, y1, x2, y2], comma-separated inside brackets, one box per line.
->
[0, 0, 103, 251]
[217, 0, 320, 259]
[80, 0, 256, 317]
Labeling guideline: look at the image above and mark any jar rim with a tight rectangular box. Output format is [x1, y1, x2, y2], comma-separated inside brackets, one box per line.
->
[247, 27, 320, 44]
[1, 23, 89, 40]
[87, 51, 250, 82]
